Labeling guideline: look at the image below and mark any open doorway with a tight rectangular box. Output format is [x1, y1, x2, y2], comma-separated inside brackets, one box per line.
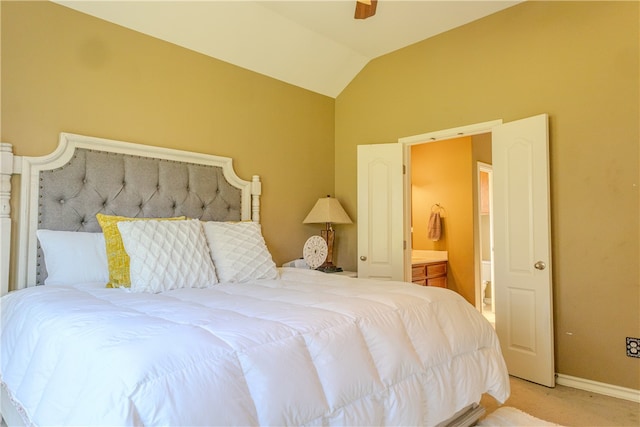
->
[477, 162, 494, 327]
[360, 115, 553, 385]
[407, 132, 493, 312]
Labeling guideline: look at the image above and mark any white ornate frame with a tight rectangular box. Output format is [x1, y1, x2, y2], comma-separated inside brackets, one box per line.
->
[0, 133, 262, 294]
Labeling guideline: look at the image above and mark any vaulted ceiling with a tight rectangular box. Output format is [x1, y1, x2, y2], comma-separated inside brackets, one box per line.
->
[53, 1, 522, 98]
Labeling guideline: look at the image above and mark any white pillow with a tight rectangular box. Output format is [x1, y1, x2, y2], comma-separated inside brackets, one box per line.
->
[117, 219, 218, 293]
[36, 230, 109, 286]
[202, 221, 278, 283]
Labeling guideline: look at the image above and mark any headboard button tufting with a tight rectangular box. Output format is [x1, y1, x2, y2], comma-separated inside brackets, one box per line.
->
[30, 144, 248, 287]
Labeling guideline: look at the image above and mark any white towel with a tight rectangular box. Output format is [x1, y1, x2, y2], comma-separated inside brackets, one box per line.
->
[428, 211, 441, 241]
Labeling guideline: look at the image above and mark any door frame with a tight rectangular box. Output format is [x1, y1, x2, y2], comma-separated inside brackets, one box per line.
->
[398, 116, 555, 387]
[477, 161, 495, 314]
[398, 119, 502, 284]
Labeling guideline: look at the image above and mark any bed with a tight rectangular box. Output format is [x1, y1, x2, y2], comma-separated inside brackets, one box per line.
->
[0, 133, 509, 426]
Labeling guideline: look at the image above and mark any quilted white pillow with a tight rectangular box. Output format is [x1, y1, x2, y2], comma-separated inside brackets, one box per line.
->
[117, 219, 218, 293]
[36, 230, 109, 286]
[202, 221, 278, 283]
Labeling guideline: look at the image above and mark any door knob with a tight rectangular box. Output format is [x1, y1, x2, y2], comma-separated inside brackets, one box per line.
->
[360, 256, 367, 261]
[534, 261, 546, 270]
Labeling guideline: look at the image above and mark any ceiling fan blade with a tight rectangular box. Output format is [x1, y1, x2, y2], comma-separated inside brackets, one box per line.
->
[355, 0, 377, 20]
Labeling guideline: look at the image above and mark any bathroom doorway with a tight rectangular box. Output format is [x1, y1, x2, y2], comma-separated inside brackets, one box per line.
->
[407, 132, 493, 307]
[362, 114, 554, 386]
[477, 162, 494, 327]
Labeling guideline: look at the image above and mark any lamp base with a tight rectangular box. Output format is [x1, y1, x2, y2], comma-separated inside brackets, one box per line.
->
[316, 264, 343, 273]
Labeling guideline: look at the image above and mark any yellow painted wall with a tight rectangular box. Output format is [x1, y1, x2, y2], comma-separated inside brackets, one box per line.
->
[1, 1, 336, 280]
[2, 0, 639, 392]
[336, 1, 639, 390]
[410, 134, 492, 303]
[411, 137, 474, 301]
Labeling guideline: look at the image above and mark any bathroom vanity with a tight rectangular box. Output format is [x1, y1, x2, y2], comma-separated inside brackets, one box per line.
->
[411, 250, 448, 288]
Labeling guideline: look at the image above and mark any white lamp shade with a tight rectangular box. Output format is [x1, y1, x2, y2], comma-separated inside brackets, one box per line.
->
[303, 197, 352, 225]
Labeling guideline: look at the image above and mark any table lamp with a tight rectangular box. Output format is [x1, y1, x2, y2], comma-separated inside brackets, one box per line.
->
[303, 195, 352, 272]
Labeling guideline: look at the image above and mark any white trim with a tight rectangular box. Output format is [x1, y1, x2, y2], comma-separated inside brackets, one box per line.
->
[13, 132, 261, 290]
[398, 119, 503, 283]
[556, 373, 640, 403]
[0, 143, 13, 296]
[475, 162, 494, 313]
[398, 119, 503, 145]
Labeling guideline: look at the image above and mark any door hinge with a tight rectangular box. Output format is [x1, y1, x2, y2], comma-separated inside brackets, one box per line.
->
[403, 240, 407, 250]
[403, 164, 406, 175]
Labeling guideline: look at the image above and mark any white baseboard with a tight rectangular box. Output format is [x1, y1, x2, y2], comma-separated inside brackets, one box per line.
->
[556, 373, 640, 403]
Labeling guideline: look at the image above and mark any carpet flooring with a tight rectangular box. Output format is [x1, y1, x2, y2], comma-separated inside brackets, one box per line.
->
[478, 406, 560, 426]
[479, 376, 640, 427]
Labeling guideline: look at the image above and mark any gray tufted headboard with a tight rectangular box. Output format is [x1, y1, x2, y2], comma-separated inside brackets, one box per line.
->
[10, 133, 261, 289]
[38, 148, 243, 232]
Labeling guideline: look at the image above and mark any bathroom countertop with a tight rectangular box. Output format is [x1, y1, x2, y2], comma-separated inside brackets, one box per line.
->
[411, 250, 448, 265]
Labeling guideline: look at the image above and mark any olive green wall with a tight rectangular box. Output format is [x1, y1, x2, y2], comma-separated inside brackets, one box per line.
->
[1, 1, 336, 279]
[336, 1, 639, 390]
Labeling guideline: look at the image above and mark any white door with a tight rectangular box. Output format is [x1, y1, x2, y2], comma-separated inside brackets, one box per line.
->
[357, 143, 405, 280]
[492, 114, 555, 387]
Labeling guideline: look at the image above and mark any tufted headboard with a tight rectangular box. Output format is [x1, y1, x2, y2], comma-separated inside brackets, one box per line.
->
[2, 133, 261, 290]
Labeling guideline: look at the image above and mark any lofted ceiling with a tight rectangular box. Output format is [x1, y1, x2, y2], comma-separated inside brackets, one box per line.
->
[53, 1, 522, 98]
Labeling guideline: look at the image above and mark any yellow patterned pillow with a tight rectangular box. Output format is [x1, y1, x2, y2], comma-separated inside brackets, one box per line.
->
[96, 214, 185, 288]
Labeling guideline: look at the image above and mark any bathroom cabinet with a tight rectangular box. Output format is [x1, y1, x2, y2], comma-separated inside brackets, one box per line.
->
[411, 261, 447, 288]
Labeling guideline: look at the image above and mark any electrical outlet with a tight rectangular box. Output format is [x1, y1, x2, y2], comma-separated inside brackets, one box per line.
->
[626, 337, 640, 358]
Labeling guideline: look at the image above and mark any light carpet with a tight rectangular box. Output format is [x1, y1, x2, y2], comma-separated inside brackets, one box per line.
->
[477, 406, 562, 426]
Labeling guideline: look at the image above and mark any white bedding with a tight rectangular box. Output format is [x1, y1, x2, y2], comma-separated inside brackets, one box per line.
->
[1, 268, 509, 426]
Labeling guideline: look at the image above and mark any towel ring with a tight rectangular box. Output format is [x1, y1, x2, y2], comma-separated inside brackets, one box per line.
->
[431, 203, 444, 213]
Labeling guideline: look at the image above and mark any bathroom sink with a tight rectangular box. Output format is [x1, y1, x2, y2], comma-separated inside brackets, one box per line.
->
[411, 250, 448, 264]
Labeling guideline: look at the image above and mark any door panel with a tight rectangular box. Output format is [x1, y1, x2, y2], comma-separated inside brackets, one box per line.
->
[493, 113, 554, 387]
[357, 143, 404, 280]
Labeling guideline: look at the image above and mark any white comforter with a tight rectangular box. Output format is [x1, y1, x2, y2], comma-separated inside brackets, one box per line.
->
[1, 268, 509, 426]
